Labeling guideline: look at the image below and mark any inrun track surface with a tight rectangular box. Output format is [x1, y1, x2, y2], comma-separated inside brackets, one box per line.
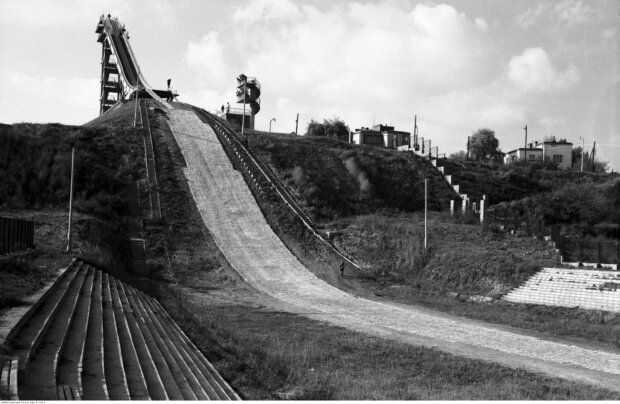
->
[167, 108, 620, 393]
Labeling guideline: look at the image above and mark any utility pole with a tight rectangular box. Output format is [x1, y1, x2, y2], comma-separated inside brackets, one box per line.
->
[65, 146, 75, 253]
[424, 178, 428, 250]
[466, 136, 470, 160]
[428, 139, 431, 160]
[580, 136, 584, 172]
[413, 115, 419, 150]
[295, 113, 299, 135]
[591, 141, 596, 172]
[524, 125, 528, 162]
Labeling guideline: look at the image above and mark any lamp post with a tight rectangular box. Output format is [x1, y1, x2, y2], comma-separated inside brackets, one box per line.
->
[269, 117, 276, 132]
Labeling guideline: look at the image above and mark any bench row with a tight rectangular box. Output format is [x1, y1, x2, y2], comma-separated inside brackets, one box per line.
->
[4, 259, 239, 400]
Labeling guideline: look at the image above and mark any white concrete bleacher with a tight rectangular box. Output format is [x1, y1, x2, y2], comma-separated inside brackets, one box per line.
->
[503, 267, 620, 312]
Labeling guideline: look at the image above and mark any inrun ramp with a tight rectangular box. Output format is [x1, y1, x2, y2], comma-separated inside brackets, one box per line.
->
[168, 108, 620, 393]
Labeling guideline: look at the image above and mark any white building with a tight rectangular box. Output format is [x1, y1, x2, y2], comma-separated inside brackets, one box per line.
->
[504, 138, 572, 169]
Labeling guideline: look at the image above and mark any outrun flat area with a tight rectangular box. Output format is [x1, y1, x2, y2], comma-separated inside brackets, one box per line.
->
[167, 108, 620, 393]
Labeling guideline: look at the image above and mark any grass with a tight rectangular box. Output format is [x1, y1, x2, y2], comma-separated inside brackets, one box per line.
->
[154, 286, 620, 400]
[2, 101, 618, 399]
[441, 158, 619, 204]
[0, 209, 132, 311]
[241, 131, 620, 348]
[248, 131, 456, 219]
[325, 212, 620, 348]
[142, 105, 620, 397]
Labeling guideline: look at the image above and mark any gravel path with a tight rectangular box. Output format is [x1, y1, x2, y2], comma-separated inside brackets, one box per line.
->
[168, 109, 620, 392]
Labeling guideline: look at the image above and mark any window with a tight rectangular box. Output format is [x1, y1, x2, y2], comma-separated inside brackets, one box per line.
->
[529, 154, 537, 160]
[553, 155, 563, 162]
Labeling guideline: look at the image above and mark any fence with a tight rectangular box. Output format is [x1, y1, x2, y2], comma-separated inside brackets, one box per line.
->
[0, 216, 35, 255]
[484, 208, 620, 267]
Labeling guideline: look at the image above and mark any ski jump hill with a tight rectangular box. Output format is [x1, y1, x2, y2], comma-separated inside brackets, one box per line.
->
[1, 15, 619, 400]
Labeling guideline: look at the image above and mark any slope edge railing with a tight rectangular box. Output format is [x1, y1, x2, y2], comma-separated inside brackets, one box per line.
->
[191, 106, 366, 272]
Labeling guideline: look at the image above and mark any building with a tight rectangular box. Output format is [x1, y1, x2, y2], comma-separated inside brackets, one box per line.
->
[504, 147, 543, 164]
[504, 138, 572, 169]
[542, 139, 572, 169]
[351, 124, 410, 149]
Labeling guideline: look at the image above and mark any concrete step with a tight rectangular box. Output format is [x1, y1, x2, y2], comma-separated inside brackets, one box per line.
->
[80, 270, 108, 400]
[56, 266, 96, 396]
[146, 294, 240, 400]
[107, 278, 150, 399]
[136, 289, 213, 399]
[123, 285, 195, 400]
[1, 359, 19, 400]
[101, 273, 130, 400]
[114, 279, 169, 400]
[504, 267, 620, 312]
[8, 260, 82, 381]
[127, 218, 143, 239]
[23, 265, 89, 399]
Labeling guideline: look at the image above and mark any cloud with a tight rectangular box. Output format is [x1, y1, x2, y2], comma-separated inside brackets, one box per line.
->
[184, 1, 491, 131]
[508, 47, 580, 92]
[0, 70, 99, 124]
[474, 17, 489, 32]
[0, 0, 134, 27]
[232, 0, 301, 25]
[184, 32, 227, 81]
[517, 0, 604, 28]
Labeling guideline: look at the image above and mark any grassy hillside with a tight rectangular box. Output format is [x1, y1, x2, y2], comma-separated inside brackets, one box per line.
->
[441, 159, 618, 205]
[0, 108, 146, 311]
[0, 122, 144, 222]
[248, 131, 456, 219]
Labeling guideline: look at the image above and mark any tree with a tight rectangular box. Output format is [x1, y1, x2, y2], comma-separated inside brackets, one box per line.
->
[571, 147, 609, 173]
[448, 150, 467, 162]
[305, 119, 325, 137]
[469, 128, 502, 162]
[305, 118, 350, 141]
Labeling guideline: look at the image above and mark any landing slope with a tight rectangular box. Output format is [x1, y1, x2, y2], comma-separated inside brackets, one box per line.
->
[167, 108, 620, 392]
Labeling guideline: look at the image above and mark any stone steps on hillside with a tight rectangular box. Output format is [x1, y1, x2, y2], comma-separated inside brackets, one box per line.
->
[503, 267, 620, 312]
[3, 259, 239, 400]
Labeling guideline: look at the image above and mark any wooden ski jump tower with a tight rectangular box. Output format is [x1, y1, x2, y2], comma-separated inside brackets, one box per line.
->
[96, 17, 123, 115]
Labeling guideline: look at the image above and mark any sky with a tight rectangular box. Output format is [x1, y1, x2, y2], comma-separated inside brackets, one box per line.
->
[0, 0, 618, 170]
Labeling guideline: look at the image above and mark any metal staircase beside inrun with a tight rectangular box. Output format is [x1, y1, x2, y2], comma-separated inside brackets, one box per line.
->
[1, 259, 240, 400]
[139, 99, 163, 219]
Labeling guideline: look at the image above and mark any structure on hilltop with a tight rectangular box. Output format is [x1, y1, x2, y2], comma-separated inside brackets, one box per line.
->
[504, 136, 573, 169]
[350, 124, 411, 149]
[220, 74, 261, 132]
